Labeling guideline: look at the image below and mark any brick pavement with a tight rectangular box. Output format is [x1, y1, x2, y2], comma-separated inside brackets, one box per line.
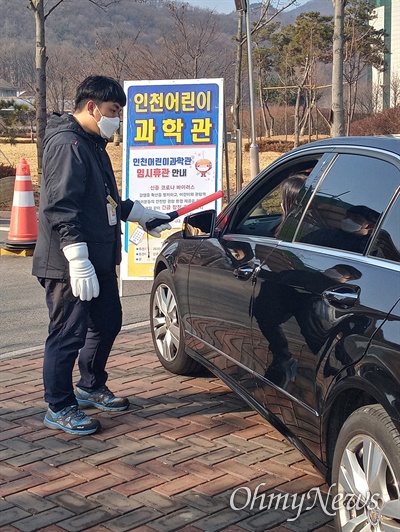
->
[0, 326, 335, 532]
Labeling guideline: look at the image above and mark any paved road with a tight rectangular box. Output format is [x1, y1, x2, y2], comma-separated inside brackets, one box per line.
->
[0, 239, 153, 355]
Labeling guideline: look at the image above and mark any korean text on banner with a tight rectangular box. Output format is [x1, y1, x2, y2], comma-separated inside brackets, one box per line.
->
[121, 79, 224, 280]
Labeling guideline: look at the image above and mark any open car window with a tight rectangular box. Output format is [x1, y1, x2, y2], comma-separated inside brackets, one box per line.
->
[234, 181, 284, 238]
[229, 155, 324, 239]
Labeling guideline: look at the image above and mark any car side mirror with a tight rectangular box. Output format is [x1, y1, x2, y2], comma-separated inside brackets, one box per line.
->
[182, 209, 216, 239]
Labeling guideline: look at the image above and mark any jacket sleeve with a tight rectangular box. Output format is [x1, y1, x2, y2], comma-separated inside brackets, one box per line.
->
[43, 141, 88, 249]
[120, 199, 134, 222]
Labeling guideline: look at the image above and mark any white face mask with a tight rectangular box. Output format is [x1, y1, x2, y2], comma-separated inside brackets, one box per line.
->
[341, 217, 363, 233]
[94, 106, 120, 139]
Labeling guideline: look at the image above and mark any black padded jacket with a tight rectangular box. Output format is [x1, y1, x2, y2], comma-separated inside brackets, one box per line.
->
[32, 113, 133, 280]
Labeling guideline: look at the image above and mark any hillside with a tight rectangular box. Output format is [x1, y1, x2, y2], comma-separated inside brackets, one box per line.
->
[0, 1, 238, 104]
[0, 0, 237, 46]
[0, 0, 335, 112]
[280, 0, 334, 24]
[0, 0, 333, 46]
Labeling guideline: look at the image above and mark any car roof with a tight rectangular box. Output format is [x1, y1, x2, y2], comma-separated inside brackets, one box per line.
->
[293, 136, 400, 156]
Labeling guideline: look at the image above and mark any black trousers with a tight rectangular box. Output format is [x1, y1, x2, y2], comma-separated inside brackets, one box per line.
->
[39, 275, 122, 412]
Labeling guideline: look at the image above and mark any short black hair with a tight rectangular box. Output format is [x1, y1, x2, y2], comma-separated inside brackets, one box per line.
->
[74, 75, 126, 111]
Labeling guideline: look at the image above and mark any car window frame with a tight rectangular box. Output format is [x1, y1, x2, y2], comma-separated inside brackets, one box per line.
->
[366, 187, 400, 264]
[292, 148, 400, 256]
[220, 153, 330, 239]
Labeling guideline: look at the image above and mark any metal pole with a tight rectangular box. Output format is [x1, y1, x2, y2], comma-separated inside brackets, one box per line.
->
[223, 107, 231, 203]
[244, 0, 259, 180]
[236, 129, 242, 194]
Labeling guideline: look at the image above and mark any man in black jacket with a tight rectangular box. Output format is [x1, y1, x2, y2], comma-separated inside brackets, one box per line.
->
[33, 76, 170, 435]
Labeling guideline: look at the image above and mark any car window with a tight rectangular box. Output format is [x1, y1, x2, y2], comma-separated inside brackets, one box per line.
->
[240, 180, 284, 237]
[230, 156, 322, 238]
[296, 154, 400, 254]
[369, 193, 400, 263]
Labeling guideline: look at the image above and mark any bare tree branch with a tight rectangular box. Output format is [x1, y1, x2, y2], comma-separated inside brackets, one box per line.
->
[44, 0, 64, 20]
[238, 0, 297, 46]
[87, 0, 123, 10]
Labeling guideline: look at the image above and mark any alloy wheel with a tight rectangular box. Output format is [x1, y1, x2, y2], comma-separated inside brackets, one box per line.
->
[152, 282, 181, 362]
[336, 434, 400, 531]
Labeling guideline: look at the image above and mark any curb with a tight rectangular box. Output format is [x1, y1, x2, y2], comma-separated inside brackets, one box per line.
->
[0, 321, 150, 360]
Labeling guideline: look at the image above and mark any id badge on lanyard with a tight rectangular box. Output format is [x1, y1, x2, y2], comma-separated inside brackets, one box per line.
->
[106, 194, 117, 226]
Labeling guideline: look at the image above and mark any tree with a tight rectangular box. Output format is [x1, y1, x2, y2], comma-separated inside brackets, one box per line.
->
[89, 25, 141, 83]
[129, 2, 235, 97]
[46, 44, 85, 114]
[233, 10, 244, 134]
[253, 21, 280, 137]
[0, 41, 35, 91]
[0, 100, 35, 143]
[343, 0, 388, 134]
[161, 3, 230, 79]
[27, 0, 129, 178]
[331, 0, 345, 137]
[28, 0, 48, 176]
[391, 74, 400, 108]
[272, 12, 333, 146]
[233, 0, 296, 137]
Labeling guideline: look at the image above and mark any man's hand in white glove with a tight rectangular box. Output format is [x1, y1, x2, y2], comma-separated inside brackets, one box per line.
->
[63, 242, 100, 301]
[128, 201, 171, 237]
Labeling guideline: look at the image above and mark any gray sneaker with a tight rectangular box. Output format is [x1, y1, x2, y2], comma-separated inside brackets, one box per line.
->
[44, 405, 100, 435]
[75, 385, 129, 411]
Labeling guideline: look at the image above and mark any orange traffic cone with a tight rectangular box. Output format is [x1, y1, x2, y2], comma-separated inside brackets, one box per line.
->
[3, 158, 38, 253]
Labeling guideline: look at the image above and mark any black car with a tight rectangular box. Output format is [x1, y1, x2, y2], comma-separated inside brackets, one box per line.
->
[150, 137, 400, 530]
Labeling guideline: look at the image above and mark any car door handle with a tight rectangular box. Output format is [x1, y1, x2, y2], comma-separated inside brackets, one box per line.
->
[322, 287, 360, 308]
[233, 265, 255, 280]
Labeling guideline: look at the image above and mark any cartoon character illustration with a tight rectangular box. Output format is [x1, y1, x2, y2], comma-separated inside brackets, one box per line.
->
[195, 159, 212, 177]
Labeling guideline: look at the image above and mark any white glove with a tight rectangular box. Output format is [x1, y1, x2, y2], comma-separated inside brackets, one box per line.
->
[63, 242, 100, 301]
[128, 201, 171, 238]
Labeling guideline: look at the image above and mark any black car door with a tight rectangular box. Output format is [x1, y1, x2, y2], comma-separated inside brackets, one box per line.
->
[250, 150, 400, 457]
[186, 233, 263, 393]
[186, 153, 325, 394]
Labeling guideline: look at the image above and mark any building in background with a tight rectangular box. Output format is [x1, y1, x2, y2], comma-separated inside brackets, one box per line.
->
[0, 79, 17, 98]
[371, 0, 400, 109]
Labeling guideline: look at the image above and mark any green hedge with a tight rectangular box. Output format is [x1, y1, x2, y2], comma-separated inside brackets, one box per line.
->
[0, 162, 16, 179]
[244, 139, 309, 153]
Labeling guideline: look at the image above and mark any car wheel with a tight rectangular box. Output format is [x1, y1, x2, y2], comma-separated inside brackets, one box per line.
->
[150, 270, 201, 375]
[332, 404, 400, 531]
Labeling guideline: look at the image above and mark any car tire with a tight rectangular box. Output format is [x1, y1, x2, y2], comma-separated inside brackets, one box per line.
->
[332, 404, 400, 531]
[150, 270, 201, 375]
